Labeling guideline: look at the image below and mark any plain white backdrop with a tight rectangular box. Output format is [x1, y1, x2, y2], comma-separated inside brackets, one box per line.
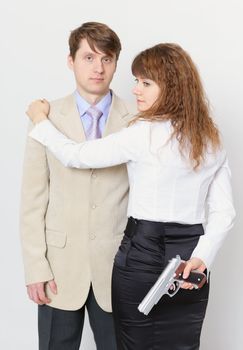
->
[0, 0, 242, 349]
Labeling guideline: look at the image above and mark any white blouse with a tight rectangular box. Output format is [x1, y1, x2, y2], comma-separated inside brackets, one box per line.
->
[30, 119, 235, 268]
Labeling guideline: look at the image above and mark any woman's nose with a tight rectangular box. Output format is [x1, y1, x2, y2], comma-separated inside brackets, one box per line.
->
[133, 85, 140, 95]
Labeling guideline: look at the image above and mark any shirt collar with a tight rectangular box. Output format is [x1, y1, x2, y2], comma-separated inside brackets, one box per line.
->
[75, 90, 112, 118]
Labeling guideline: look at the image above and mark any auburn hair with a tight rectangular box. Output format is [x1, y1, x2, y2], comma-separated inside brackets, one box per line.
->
[69, 22, 121, 60]
[131, 43, 220, 168]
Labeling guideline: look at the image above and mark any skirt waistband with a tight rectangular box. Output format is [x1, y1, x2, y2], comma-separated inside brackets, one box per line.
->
[125, 217, 204, 238]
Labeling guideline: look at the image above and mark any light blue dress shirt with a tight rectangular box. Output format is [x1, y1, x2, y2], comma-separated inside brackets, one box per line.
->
[74, 90, 112, 138]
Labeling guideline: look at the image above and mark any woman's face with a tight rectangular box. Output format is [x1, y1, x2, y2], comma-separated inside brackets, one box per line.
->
[133, 76, 161, 112]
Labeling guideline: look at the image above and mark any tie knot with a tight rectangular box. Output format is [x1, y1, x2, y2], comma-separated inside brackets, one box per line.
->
[86, 106, 103, 120]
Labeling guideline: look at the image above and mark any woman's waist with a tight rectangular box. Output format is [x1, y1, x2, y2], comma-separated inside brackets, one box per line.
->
[127, 206, 206, 227]
[125, 216, 204, 239]
[114, 217, 204, 272]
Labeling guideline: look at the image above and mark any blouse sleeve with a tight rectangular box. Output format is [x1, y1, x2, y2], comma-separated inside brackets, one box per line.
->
[191, 156, 236, 268]
[29, 119, 146, 169]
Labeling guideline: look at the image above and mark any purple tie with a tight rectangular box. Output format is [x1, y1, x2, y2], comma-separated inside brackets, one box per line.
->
[86, 106, 103, 140]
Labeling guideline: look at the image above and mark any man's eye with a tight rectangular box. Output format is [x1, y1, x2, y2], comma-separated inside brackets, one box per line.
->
[85, 56, 93, 61]
[103, 57, 112, 63]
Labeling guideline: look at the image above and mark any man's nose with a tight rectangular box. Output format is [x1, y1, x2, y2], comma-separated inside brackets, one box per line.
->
[94, 60, 104, 73]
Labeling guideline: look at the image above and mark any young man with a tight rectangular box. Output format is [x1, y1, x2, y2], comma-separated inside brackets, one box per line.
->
[20, 22, 134, 350]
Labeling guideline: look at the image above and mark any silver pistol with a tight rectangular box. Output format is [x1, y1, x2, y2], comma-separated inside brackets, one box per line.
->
[138, 255, 207, 315]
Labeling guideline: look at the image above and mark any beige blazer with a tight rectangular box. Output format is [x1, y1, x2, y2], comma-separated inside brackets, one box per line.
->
[20, 92, 134, 311]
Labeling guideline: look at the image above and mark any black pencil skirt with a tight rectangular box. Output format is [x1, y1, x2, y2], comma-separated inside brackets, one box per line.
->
[112, 217, 209, 350]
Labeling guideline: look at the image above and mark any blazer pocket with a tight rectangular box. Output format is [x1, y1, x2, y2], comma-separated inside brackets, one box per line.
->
[45, 230, 67, 248]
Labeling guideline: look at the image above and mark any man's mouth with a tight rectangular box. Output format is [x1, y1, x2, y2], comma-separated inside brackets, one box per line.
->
[90, 77, 104, 82]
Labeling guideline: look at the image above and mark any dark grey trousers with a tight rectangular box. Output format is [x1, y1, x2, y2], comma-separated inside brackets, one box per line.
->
[38, 286, 117, 350]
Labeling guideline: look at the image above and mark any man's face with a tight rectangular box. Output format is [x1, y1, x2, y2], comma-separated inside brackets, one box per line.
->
[68, 39, 117, 103]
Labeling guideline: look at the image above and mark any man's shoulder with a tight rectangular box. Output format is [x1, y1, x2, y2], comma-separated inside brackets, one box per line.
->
[123, 101, 137, 115]
[111, 92, 137, 119]
[49, 93, 74, 111]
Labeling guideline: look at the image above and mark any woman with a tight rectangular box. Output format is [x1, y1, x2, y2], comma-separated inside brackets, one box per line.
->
[26, 43, 235, 349]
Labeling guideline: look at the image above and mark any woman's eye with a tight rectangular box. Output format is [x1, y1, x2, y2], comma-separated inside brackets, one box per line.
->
[143, 81, 150, 87]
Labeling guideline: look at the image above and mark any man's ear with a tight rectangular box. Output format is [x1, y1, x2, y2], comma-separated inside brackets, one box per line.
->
[67, 55, 74, 71]
[114, 60, 118, 72]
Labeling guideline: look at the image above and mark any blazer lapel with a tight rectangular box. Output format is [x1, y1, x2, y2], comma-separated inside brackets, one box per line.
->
[57, 94, 86, 143]
[103, 92, 131, 137]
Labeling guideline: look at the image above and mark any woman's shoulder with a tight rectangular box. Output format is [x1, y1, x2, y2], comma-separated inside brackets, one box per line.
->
[126, 119, 152, 133]
[203, 144, 227, 170]
[128, 119, 170, 130]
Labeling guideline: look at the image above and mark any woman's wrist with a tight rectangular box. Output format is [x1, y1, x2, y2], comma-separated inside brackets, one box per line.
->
[33, 113, 48, 124]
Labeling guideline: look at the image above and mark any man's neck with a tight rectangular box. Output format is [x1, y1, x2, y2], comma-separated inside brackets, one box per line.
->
[76, 88, 110, 105]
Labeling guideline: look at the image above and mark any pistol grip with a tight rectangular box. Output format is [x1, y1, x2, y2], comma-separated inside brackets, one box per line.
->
[175, 262, 207, 288]
[177, 270, 207, 288]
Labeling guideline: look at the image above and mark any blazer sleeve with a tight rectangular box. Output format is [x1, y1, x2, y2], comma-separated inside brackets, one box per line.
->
[20, 122, 53, 285]
[191, 156, 236, 269]
[29, 120, 146, 169]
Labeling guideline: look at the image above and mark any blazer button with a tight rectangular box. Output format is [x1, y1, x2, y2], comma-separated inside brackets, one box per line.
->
[92, 204, 97, 209]
[90, 233, 96, 240]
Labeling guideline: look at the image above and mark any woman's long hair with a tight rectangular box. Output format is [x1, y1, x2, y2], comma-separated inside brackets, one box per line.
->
[131, 43, 220, 169]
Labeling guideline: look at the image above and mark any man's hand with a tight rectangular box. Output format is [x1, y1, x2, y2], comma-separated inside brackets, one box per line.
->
[180, 257, 206, 290]
[27, 279, 57, 305]
[26, 99, 50, 124]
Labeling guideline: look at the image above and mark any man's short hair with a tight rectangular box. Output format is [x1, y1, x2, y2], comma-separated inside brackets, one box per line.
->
[69, 22, 122, 60]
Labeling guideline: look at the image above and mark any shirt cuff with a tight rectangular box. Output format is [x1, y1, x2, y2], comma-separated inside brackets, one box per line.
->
[29, 119, 55, 144]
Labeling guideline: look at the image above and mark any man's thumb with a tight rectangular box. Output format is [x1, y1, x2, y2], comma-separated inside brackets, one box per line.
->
[48, 280, 58, 294]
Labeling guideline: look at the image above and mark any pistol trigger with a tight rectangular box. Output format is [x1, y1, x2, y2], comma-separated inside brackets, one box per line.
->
[167, 281, 180, 298]
[169, 283, 176, 291]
